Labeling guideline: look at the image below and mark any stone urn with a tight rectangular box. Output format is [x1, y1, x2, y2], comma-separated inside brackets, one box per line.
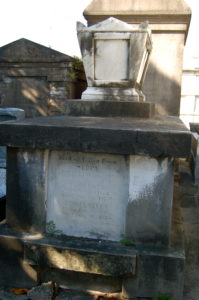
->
[77, 17, 152, 101]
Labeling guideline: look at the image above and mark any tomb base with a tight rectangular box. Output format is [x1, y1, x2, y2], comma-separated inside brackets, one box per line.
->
[63, 99, 155, 118]
[0, 113, 191, 299]
[0, 189, 185, 299]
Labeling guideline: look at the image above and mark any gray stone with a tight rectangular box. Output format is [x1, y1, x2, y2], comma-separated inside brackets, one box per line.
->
[0, 228, 37, 288]
[63, 100, 155, 118]
[54, 289, 94, 300]
[27, 284, 53, 300]
[39, 268, 122, 294]
[122, 251, 185, 299]
[0, 115, 191, 158]
[0, 38, 86, 118]
[24, 236, 136, 276]
[6, 148, 47, 233]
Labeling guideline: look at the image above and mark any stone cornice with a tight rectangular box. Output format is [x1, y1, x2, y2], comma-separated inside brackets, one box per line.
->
[83, 0, 191, 40]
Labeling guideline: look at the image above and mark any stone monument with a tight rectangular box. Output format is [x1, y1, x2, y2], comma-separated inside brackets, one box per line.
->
[77, 17, 152, 101]
[83, 0, 191, 116]
[0, 17, 191, 300]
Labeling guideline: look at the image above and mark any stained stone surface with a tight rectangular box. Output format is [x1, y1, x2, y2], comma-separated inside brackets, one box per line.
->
[0, 115, 191, 158]
[77, 17, 152, 101]
[47, 151, 128, 241]
[0, 39, 86, 117]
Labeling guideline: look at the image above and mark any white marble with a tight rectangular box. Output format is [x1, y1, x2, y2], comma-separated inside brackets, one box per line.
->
[46, 150, 173, 245]
[77, 17, 152, 101]
[94, 38, 129, 81]
[47, 151, 128, 241]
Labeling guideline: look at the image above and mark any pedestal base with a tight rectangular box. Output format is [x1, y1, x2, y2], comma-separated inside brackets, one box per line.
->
[63, 99, 155, 118]
[0, 114, 191, 299]
[82, 87, 145, 102]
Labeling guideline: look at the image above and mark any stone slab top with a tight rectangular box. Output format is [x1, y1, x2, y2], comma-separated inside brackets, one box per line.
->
[83, 0, 191, 38]
[0, 115, 191, 158]
[84, 0, 191, 16]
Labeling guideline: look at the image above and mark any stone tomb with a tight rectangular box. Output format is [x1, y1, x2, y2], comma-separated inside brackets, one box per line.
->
[0, 38, 86, 117]
[47, 151, 173, 245]
[0, 17, 191, 299]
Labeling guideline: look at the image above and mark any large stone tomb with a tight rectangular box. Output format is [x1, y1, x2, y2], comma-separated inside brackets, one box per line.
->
[0, 17, 191, 300]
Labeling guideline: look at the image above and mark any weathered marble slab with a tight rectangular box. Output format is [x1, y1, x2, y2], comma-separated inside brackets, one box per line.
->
[47, 151, 128, 241]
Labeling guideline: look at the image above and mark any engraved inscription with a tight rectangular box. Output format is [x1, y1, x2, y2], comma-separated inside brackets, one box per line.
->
[47, 151, 128, 241]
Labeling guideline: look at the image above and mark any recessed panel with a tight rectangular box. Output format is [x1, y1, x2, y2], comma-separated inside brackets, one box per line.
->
[47, 151, 128, 241]
[94, 39, 129, 81]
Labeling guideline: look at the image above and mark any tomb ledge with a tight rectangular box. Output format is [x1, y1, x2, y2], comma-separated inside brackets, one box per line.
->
[0, 113, 191, 158]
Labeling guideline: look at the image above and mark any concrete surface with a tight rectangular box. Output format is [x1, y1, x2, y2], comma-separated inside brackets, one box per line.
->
[62, 100, 155, 118]
[0, 115, 191, 157]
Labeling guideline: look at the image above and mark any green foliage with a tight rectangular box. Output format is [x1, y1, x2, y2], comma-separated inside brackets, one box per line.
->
[72, 56, 83, 69]
[152, 294, 176, 300]
[68, 71, 77, 80]
[68, 56, 83, 80]
[17, 57, 24, 63]
[120, 237, 135, 246]
[45, 221, 63, 236]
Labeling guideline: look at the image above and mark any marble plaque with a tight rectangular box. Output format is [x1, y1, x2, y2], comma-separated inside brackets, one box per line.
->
[47, 151, 128, 241]
[94, 39, 129, 81]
